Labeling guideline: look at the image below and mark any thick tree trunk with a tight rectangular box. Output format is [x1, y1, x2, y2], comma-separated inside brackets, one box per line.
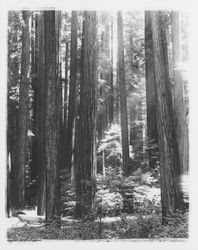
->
[7, 73, 18, 214]
[171, 11, 189, 174]
[75, 11, 97, 218]
[37, 12, 46, 215]
[44, 11, 60, 220]
[117, 11, 130, 176]
[66, 11, 78, 173]
[145, 11, 158, 168]
[15, 11, 31, 209]
[7, 14, 20, 211]
[151, 11, 184, 222]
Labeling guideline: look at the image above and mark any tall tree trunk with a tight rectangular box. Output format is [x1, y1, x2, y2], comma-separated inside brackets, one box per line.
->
[62, 40, 69, 170]
[109, 16, 114, 125]
[44, 10, 60, 220]
[15, 11, 31, 209]
[117, 11, 130, 176]
[31, 13, 39, 180]
[171, 11, 188, 174]
[75, 11, 97, 218]
[56, 11, 62, 215]
[37, 12, 46, 215]
[145, 11, 158, 168]
[97, 12, 111, 140]
[7, 56, 19, 215]
[64, 41, 69, 129]
[66, 11, 78, 175]
[151, 11, 184, 223]
[115, 62, 120, 124]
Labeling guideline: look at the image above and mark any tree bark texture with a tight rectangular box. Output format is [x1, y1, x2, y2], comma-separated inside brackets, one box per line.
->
[171, 11, 189, 174]
[117, 11, 130, 176]
[109, 16, 114, 124]
[62, 40, 69, 170]
[145, 11, 158, 168]
[97, 12, 111, 140]
[44, 11, 60, 220]
[7, 12, 21, 211]
[31, 13, 39, 180]
[76, 11, 97, 218]
[15, 11, 31, 209]
[66, 11, 78, 172]
[37, 12, 46, 215]
[64, 41, 69, 129]
[151, 11, 184, 221]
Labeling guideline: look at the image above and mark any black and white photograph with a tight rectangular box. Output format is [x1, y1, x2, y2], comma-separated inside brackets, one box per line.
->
[2, 0, 197, 247]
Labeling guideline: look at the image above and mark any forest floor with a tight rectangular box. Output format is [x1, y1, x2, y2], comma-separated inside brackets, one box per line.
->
[7, 168, 189, 241]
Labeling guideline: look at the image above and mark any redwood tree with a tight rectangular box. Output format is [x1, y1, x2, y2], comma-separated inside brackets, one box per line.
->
[75, 11, 97, 218]
[145, 11, 158, 168]
[66, 11, 78, 174]
[109, 15, 114, 124]
[31, 13, 39, 180]
[44, 10, 60, 220]
[15, 11, 31, 209]
[37, 12, 46, 215]
[171, 11, 188, 174]
[151, 11, 184, 222]
[117, 11, 130, 176]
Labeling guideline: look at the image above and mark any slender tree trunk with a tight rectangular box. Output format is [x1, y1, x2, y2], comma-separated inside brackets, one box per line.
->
[66, 11, 78, 174]
[37, 12, 46, 215]
[44, 10, 60, 220]
[109, 16, 114, 124]
[31, 13, 40, 180]
[64, 41, 69, 129]
[102, 13, 111, 129]
[75, 11, 97, 218]
[15, 11, 31, 209]
[145, 11, 158, 168]
[171, 11, 188, 174]
[117, 11, 130, 176]
[102, 150, 106, 177]
[115, 62, 120, 124]
[97, 12, 111, 140]
[70, 117, 76, 189]
[62, 41, 69, 170]
[151, 11, 184, 223]
[56, 11, 62, 216]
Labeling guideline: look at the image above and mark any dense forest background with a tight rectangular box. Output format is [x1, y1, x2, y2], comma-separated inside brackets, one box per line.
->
[6, 10, 190, 241]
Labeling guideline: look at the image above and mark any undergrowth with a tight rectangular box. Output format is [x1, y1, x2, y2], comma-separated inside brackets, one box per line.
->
[7, 209, 188, 241]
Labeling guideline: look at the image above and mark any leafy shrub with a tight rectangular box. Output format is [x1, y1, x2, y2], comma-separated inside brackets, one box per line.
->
[7, 208, 188, 241]
[115, 209, 188, 239]
[95, 190, 123, 217]
[97, 124, 122, 171]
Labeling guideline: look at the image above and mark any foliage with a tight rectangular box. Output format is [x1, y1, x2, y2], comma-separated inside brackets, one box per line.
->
[97, 124, 122, 171]
[95, 185, 123, 217]
[7, 208, 188, 241]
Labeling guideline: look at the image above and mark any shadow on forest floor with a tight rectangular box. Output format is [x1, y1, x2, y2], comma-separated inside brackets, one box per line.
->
[7, 210, 188, 241]
[7, 168, 188, 241]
